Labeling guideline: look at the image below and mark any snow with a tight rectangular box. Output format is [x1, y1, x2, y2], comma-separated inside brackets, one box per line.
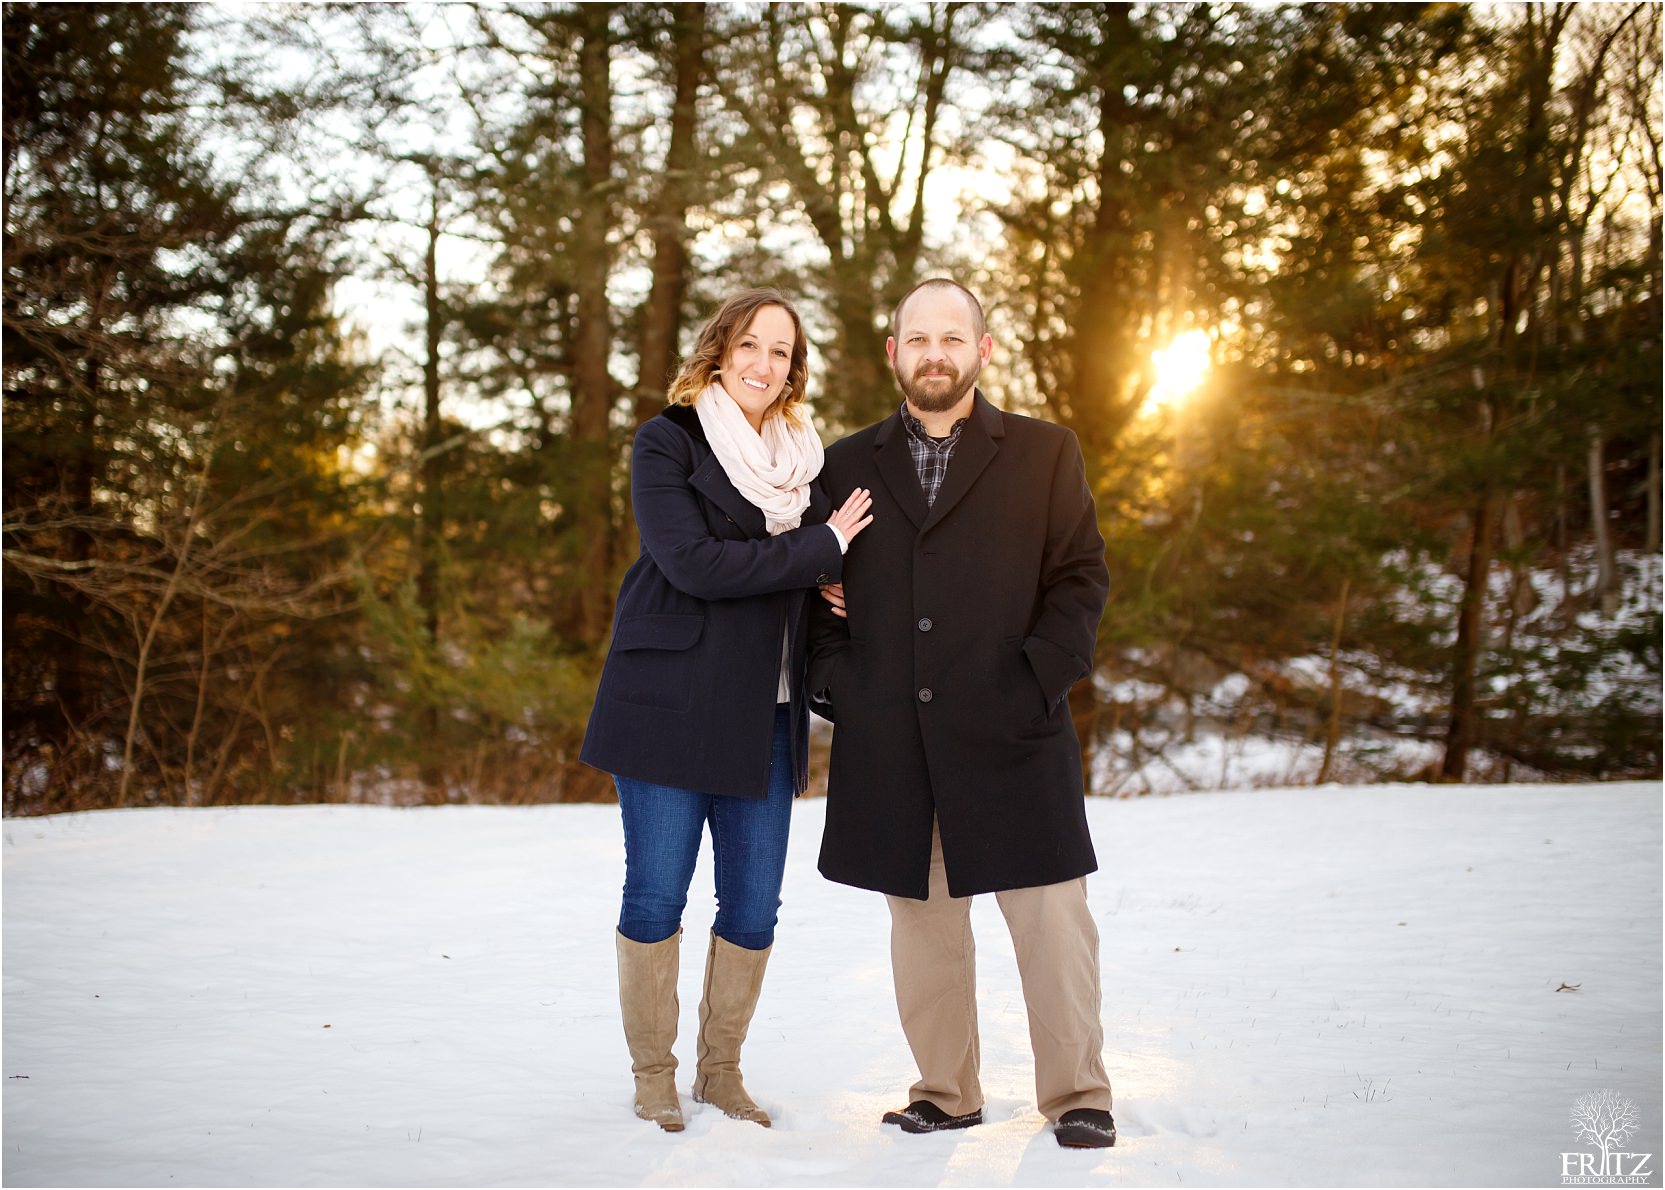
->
[1095, 729, 1446, 795]
[4, 783, 1660, 1188]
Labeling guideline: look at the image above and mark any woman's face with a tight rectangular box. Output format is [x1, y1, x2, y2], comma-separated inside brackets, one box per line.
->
[717, 304, 796, 429]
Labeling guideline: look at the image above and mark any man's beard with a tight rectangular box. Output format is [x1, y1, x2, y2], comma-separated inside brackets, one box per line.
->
[895, 358, 978, 413]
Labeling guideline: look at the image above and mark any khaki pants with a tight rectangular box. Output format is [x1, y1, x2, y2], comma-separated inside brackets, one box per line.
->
[884, 821, 1112, 1121]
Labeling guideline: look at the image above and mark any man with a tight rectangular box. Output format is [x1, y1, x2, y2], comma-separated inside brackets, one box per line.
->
[808, 279, 1115, 1149]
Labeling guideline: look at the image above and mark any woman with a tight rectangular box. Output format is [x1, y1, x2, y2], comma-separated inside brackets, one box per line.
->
[580, 288, 874, 1133]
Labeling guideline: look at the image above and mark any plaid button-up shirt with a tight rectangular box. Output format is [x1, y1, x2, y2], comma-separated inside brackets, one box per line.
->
[899, 401, 970, 507]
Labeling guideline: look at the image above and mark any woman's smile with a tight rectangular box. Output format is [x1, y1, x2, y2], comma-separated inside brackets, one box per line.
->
[719, 304, 795, 429]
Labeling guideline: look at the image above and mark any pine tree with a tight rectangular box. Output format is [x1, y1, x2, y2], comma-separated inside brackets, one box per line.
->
[3, 3, 373, 809]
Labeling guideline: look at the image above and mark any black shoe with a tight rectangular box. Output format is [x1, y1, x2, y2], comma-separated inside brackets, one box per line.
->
[881, 1099, 984, 1134]
[1054, 1108, 1116, 1148]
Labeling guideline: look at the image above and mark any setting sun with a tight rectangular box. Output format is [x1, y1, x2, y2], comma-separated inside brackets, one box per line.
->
[1148, 329, 1213, 409]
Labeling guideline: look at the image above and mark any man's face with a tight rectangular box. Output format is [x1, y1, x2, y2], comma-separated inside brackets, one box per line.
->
[886, 288, 993, 414]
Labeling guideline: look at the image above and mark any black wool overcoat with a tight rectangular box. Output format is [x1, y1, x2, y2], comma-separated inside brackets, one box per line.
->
[808, 391, 1109, 898]
[581, 405, 844, 800]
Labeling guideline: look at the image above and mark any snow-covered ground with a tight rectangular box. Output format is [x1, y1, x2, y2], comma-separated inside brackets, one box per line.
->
[1094, 729, 1447, 796]
[4, 783, 1660, 1188]
[1091, 549, 1662, 796]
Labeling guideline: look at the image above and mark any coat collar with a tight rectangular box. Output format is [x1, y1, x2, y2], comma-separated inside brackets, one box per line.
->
[658, 406, 767, 535]
[659, 405, 833, 535]
[690, 455, 768, 536]
[661, 402, 705, 442]
[872, 389, 1004, 533]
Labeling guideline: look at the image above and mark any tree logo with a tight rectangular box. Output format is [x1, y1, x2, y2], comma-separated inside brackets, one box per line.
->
[1562, 1090, 1654, 1185]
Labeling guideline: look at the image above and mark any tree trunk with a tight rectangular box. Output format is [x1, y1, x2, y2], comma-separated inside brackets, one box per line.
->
[184, 601, 218, 805]
[419, 188, 444, 648]
[1588, 427, 1619, 616]
[1499, 497, 1534, 782]
[1441, 491, 1502, 782]
[417, 186, 445, 791]
[118, 457, 212, 807]
[632, 3, 705, 429]
[569, 4, 619, 645]
[1069, 2, 1141, 452]
[1647, 435, 1661, 553]
[1317, 577, 1349, 785]
[830, 281, 895, 428]
[54, 321, 106, 774]
[1555, 463, 1572, 608]
[893, 3, 959, 285]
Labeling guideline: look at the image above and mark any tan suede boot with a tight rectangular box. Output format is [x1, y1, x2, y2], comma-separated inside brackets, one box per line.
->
[692, 931, 772, 1127]
[616, 929, 684, 1132]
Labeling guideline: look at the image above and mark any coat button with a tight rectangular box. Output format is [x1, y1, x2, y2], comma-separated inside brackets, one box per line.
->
[816, 573, 831, 584]
[917, 687, 933, 703]
[917, 617, 933, 632]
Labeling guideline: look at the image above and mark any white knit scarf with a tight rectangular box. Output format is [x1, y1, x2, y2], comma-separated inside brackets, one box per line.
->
[693, 381, 824, 534]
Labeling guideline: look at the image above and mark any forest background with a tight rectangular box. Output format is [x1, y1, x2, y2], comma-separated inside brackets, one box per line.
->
[3, 0, 1660, 815]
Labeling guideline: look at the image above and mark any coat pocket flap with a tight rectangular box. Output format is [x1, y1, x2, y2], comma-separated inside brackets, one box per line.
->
[612, 613, 704, 652]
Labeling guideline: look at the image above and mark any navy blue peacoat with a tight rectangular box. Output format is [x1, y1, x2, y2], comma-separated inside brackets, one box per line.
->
[808, 391, 1110, 898]
[581, 404, 844, 800]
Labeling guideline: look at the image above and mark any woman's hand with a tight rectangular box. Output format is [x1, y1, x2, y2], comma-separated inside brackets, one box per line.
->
[821, 488, 870, 619]
[826, 487, 874, 545]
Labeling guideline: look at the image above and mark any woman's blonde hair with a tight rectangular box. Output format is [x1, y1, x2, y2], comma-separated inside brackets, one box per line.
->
[666, 288, 810, 424]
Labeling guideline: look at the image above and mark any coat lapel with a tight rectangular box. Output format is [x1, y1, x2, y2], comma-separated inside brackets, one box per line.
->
[690, 454, 769, 536]
[873, 412, 929, 530]
[920, 390, 1004, 536]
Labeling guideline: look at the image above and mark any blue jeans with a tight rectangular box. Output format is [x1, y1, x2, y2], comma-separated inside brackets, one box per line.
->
[615, 705, 793, 951]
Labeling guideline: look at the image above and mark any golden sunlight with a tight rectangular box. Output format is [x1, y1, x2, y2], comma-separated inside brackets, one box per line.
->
[1147, 329, 1213, 409]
